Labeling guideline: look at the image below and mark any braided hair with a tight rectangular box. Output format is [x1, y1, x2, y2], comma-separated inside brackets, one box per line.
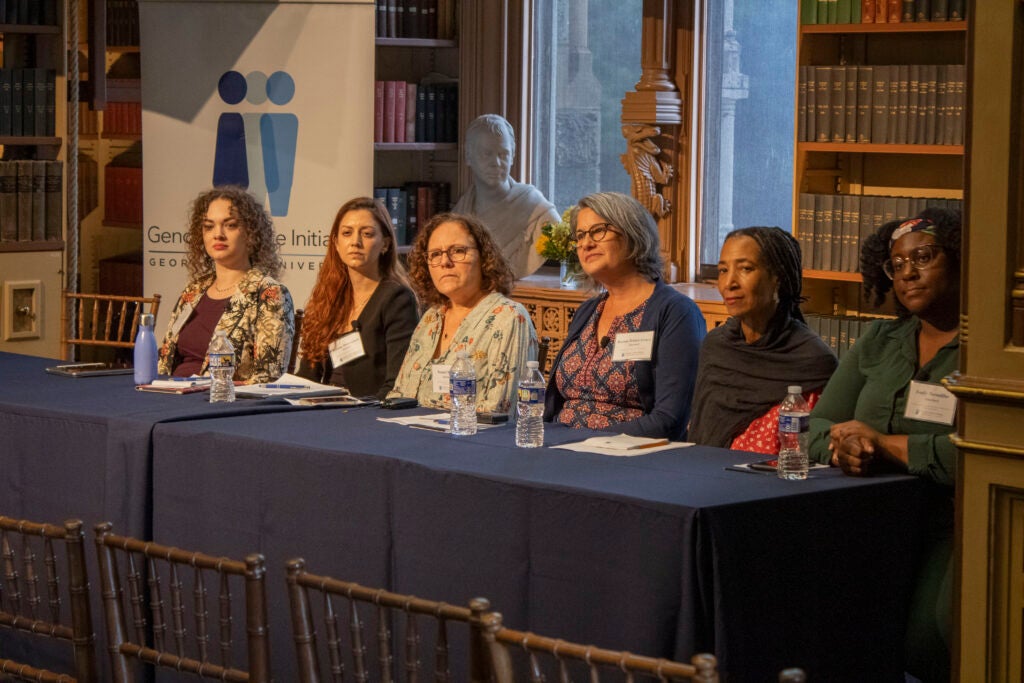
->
[723, 226, 806, 328]
[860, 206, 962, 316]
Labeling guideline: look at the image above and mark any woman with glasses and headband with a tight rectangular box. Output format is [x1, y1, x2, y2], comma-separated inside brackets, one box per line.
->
[543, 192, 706, 440]
[294, 197, 419, 398]
[808, 206, 961, 683]
[387, 212, 537, 413]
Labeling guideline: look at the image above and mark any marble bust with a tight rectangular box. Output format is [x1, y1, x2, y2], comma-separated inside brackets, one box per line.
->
[453, 114, 560, 280]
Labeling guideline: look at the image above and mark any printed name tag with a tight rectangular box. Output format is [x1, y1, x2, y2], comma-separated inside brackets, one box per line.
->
[329, 330, 366, 367]
[611, 331, 655, 362]
[431, 365, 452, 394]
[904, 380, 957, 425]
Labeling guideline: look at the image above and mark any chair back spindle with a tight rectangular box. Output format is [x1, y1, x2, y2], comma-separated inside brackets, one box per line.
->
[61, 291, 161, 361]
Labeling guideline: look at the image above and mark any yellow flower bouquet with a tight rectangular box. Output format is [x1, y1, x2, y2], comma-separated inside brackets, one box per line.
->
[537, 208, 583, 289]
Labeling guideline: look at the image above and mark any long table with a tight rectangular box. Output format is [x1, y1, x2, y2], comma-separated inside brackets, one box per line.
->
[0, 351, 306, 676]
[150, 407, 927, 682]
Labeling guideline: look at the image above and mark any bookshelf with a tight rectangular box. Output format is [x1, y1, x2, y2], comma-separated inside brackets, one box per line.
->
[0, 1, 69, 355]
[373, 0, 461, 247]
[75, 0, 143, 297]
[793, 10, 966, 322]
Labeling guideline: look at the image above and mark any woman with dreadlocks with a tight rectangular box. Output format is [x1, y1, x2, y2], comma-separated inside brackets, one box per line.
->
[688, 226, 837, 453]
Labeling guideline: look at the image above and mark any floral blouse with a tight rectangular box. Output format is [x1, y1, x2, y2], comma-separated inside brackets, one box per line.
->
[555, 298, 647, 430]
[157, 267, 295, 384]
[388, 291, 537, 414]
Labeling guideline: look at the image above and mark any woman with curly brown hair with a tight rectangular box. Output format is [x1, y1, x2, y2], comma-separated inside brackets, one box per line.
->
[294, 197, 419, 398]
[387, 212, 537, 413]
[157, 186, 295, 383]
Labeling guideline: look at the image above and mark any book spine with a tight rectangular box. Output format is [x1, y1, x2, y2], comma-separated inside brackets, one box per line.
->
[0, 162, 16, 242]
[394, 81, 407, 144]
[44, 160, 61, 240]
[856, 65, 873, 143]
[932, 0, 947, 20]
[797, 66, 808, 142]
[374, 81, 384, 143]
[801, 0, 818, 24]
[902, 0, 914, 21]
[31, 160, 45, 240]
[871, 65, 889, 143]
[12, 68, 24, 137]
[405, 83, 417, 143]
[948, 0, 963, 20]
[887, 0, 902, 21]
[815, 66, 831, 143]
[907, 64, 920, 144]
[861, 0, 875, 23]
[914, 0, 930, 22]
[831, 65, 846, 143]
[0, 70, 10, 137]
[844, 65, 857, 142]
[383, 79, 397, 144]
[33, 67, 45, 137]
[16, 160, 33, 240]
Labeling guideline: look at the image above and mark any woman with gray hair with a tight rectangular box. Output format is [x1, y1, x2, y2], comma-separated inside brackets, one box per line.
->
[543, 191, 706, 440]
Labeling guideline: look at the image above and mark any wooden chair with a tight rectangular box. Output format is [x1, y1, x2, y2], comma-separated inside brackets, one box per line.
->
[0, 516, 98, 683]
[287, 308, 304, 374]
[285, 558, 491, 682]
[61, 291, 161, 361]
[93, 523, 271, 683]
[479, 611, 719, 683]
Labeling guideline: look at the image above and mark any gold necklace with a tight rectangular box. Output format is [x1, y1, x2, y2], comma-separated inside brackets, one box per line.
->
[212, 278, 242, 294]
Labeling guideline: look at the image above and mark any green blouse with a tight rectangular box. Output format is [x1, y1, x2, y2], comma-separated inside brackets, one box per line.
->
[808, 316, 959, 486]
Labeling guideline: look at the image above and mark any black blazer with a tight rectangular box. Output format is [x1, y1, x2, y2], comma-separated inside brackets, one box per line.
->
[295, 280, 419, 398]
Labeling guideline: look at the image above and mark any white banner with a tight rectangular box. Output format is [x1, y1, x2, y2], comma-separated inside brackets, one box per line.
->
[140, 0, 375, 333]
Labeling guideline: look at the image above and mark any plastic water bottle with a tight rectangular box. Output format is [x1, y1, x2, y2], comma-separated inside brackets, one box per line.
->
[207, 329, 236, 403]
[132, 313, 158, 385]
[515, 360, 545, 448]
[777, 385, 810, 480]
[449, 350, 477, 436]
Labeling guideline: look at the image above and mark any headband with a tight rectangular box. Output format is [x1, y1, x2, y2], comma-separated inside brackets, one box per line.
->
[890, 217, 937, 245]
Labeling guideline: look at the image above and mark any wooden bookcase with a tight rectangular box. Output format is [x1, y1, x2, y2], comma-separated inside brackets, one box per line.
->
[0, 4, 69, 356]
[373, 0, 462, 247]
[793, 15, 966, 319]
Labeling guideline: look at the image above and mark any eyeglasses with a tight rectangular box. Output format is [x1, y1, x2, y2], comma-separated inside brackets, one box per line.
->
[426, 245, 477, 267]
[882, 244, 944, 279]
[573, 223, 620, 245]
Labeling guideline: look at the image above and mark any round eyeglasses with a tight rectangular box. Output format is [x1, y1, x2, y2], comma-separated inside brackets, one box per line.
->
[426, 245, 477, 267]
[573, 223, 620, 245]
[882, 244, 944, 279]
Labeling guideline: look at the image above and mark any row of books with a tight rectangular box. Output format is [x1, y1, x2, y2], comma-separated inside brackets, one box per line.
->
[0, 160, 62, 243]
[375, 0, 457, 40]
[797, 64, 965, 146]
[106, 0, 140, 47]
[0, 68, 56, 137]
[805, 314, 880, 359]
[797, 193, 962, 273]
[0, 0, 59, 25]
[801, 0, 965, 24]
[373, 80, 458, 144]
[373, 181, 451, 246]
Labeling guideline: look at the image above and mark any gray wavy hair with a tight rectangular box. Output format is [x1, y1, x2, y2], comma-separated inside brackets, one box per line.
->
[570, 191, 663, 283]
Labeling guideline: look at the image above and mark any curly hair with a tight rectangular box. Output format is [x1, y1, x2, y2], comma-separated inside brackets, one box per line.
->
[183, 186, 284, 281]
[861, 206, 962, 316]
[407, 212, 514, 309]
[723, 226, 806, 328]
[300, 197, 413, 363]
[570, 191, 663, 284]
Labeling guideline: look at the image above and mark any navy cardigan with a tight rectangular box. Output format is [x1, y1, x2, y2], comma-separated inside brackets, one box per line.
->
[543, 280, 706, 440]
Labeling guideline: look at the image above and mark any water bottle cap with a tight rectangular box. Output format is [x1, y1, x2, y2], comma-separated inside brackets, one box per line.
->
[788, 385, 802, 394]
[526, 360, 539, 369]
[140, 313, 154, 327]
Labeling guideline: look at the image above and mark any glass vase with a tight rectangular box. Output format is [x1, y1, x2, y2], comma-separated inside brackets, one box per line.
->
[559, 260, 583, 290]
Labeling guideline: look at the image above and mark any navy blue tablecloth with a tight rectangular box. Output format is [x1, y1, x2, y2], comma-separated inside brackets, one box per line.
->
[0, 351, 311, 677]
[150, 406, 927, 682]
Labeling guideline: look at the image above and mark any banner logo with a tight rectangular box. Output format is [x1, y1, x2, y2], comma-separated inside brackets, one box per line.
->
[213, 70, 298, 216]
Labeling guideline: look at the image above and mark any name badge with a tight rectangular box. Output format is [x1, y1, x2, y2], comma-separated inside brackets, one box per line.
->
[904, 380, 957, 425]
[611, 331, 655, 362]
[329, 330, 366, 367]
[431, 365, 452, 394]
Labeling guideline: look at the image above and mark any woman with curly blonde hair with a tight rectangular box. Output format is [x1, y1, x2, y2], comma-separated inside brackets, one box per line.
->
[388, 212, 537, 413]
[295, 197, 419, 398]
[158, 186, 295, 383]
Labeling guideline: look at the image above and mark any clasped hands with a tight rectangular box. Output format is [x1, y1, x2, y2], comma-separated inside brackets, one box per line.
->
[828, 421, 909, 477]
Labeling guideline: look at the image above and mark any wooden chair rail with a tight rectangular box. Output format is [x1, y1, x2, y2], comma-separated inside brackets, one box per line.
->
[61, 290, 161, 361]
[0, 657, 76, 682]
[118, 642, 250, 683]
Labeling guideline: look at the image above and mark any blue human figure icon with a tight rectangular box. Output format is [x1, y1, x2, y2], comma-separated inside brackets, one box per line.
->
[261, 71, 298, 217]
[213, 71, 249, 188]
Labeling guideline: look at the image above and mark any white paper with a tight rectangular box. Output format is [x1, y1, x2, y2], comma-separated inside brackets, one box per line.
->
[234, 373, 348, 398]
[553, 434, 691, 457]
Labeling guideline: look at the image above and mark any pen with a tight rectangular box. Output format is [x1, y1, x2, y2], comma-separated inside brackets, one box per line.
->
[168, 376, 205, 382]
[265, 383, 307, 389]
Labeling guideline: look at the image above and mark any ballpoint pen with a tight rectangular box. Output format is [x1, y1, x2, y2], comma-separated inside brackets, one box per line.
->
[265, 383, 307, 389]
